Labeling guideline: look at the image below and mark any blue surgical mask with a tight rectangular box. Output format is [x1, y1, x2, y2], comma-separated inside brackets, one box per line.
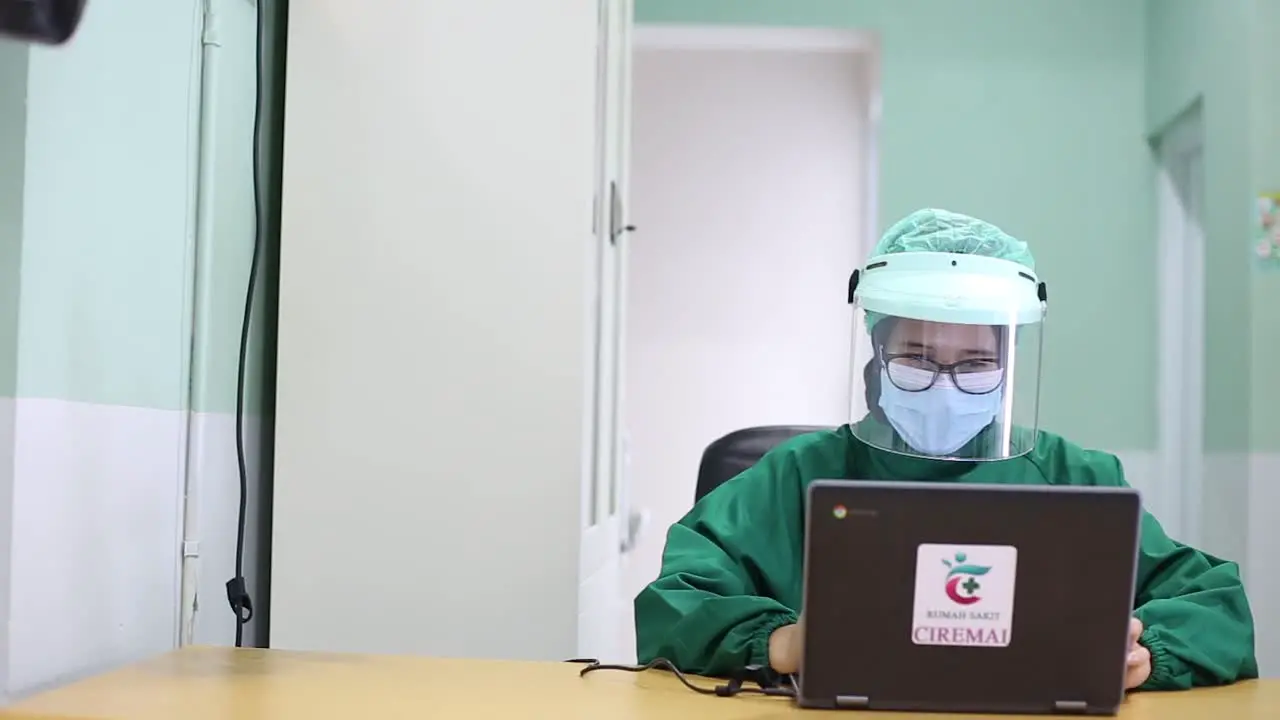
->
[877, 368, 1004, 457]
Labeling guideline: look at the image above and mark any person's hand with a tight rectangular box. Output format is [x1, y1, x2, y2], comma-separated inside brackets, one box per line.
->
[771, 616, 1154, 684]
[768, 616, 804, 674]
[1124, 617, 1152, 690]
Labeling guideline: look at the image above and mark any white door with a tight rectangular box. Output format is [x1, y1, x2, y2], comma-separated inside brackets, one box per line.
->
[271, 0, 603, 661]
[1155, 111, 1206, 546]
[620, 29, 874, 663]
[577, 0, 632, 662]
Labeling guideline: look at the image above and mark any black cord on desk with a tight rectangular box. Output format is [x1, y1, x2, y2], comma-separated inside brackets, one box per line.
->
[572, 658, 797, 698]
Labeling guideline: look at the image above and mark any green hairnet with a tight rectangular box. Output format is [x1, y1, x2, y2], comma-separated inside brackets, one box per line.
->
[873, 208, 1034, 267]
[864, 208, 1035, 331]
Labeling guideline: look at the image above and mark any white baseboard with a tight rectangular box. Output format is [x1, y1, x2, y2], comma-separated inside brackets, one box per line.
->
[1248, 453, 1280, 677]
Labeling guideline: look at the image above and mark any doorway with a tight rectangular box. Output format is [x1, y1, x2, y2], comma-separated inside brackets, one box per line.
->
[1154, 108, 1206, 547]
[617, 26, 879, 660]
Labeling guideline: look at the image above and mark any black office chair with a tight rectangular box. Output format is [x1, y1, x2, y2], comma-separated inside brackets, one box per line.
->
[694, 426, 829, 502]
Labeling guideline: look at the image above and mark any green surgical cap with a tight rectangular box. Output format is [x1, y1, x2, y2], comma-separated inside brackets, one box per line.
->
[872, 208, 1034, 269]
[865, 209, 1035, 332]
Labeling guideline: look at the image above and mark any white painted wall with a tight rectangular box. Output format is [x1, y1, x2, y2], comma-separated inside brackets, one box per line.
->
[270, 0, 604, 661]
[7, 401, 183, 696]
[0, 0, 263, 701]
[619, 39, 872, 659]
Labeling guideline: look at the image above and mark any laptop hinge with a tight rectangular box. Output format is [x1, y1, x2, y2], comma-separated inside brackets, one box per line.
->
[1053, 700, 1089, 714]
[835, 695, 870, 709]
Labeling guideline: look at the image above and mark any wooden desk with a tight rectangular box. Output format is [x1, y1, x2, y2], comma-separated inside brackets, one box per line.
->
[1, 647, 1274, 719]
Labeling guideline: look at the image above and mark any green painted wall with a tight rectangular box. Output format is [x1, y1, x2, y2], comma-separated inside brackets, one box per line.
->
[1144, 0, 1279, 454]
[1141, 0, 1274, 566]
[1144, 0, 1255, 454]
[15, 2, 199, 412]
[1248, 0, 1280, 453]
[0, 42, 27, 398]
[187, 0, 274, 417]
[1, 0, 271, 416]
[636, 0, 1156, 450]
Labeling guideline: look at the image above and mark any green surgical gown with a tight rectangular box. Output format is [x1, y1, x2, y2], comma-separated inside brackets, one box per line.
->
[633, 425, 1258, 690]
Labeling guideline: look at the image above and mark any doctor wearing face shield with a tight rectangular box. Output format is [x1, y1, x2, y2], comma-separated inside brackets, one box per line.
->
[852, 246, 1041, 463]
[634, 209, 1257, 691]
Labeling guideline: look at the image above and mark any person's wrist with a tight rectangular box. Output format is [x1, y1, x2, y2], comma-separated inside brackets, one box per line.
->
[768, 622, 800, 674]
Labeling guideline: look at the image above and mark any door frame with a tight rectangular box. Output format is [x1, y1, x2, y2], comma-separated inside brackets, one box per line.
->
[1154, 106, 1206, 546]
[633, 25, 876, 53]
[578, 0, 631, 662]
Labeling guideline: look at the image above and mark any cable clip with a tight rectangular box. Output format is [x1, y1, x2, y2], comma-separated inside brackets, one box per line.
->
[225, 576, 254, 623]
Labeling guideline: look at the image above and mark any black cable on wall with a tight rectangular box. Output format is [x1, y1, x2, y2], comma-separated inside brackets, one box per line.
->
[225, 0, 287, 649]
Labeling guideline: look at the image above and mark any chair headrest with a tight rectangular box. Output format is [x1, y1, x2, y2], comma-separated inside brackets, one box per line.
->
[695, 426, 829, 502]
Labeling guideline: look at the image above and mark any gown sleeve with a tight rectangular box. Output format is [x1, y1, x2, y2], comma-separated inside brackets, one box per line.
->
[633, 446, 806, 676]
[1100, 454, 1259, 689]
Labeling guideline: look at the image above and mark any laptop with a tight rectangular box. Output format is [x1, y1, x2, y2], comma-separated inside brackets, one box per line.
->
[797, 480, 1142, 715]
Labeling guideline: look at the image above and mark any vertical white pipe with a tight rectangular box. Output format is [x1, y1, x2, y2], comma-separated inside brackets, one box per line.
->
[178, 0, 222, 647]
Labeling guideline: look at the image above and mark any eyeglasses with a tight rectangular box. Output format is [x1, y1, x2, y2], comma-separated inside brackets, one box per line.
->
[881, 351, 1005, 395]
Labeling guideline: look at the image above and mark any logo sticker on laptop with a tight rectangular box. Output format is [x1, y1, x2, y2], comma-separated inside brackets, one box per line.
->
[911, 544, 1017, 648]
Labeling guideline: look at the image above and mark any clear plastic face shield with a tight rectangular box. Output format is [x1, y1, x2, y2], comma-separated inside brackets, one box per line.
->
[848, 252, 1047, 461]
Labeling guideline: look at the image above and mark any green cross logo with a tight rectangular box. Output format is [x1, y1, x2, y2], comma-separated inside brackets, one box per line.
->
[942, 551, 991, 606]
